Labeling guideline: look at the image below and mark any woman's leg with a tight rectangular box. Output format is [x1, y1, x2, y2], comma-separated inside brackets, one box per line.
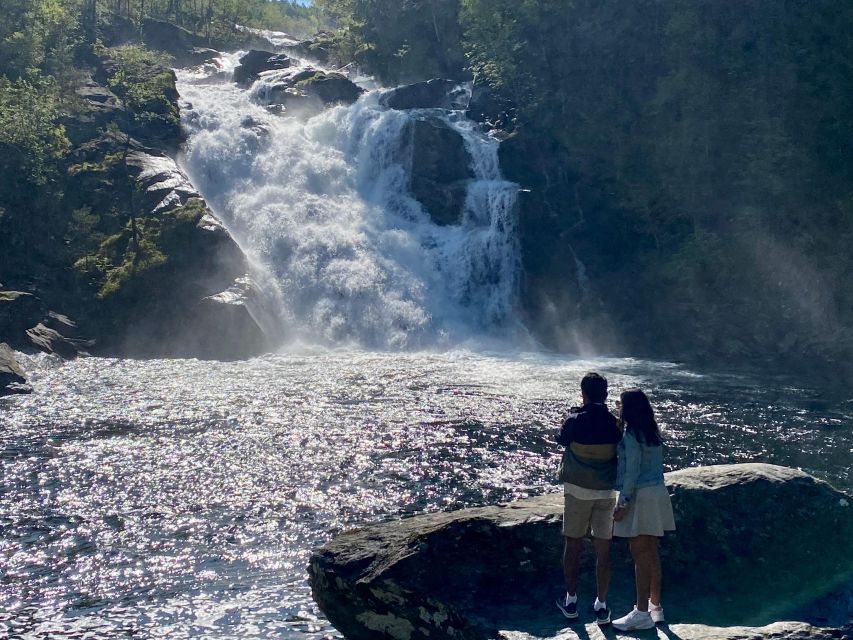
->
[628, 535, 656, 611]
[648, 536, 662, 606]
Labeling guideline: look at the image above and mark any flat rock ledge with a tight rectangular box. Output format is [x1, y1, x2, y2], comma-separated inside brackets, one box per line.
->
[309, 464, 853, 640]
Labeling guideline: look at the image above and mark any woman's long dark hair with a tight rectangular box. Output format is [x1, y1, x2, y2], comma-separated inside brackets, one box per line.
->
[619, 388, 662, 446]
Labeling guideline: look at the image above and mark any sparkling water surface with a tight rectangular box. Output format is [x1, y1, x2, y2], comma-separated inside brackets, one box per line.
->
[2, 351, 851, 639]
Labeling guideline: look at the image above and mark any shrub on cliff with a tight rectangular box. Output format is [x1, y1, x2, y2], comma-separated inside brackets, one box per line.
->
[100, 44, 179, 140]
[0, 76, 69, 189]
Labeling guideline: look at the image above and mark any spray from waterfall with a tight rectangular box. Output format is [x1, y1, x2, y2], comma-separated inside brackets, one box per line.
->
[176, 53, 523, 350]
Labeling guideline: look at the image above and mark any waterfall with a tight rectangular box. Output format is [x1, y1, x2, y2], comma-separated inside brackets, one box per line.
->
[176, 54, 522, 350]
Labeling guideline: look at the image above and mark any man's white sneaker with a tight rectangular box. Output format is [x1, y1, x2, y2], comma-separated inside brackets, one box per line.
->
[649, 601, 665, 624]
[612, 607, 655, 631]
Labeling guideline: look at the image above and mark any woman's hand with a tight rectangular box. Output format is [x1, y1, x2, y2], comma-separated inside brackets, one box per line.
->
[613, 506, 626, 522]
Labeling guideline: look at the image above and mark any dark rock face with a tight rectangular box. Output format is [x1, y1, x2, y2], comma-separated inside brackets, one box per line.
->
[233, 50, 292, 86]
[82, 152, 267, 360]
[309, 464, 853, 640]
[381, 79, 468, 111]
[496, 129, 618, 353]
[409, 116, 474, 225]
[0, 343, 30, 396]
[0, 292, 45, 337]
[466, 82, 512, 129]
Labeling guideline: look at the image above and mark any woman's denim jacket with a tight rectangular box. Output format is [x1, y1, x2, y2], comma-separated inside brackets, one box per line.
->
[615, 430, 665, 506]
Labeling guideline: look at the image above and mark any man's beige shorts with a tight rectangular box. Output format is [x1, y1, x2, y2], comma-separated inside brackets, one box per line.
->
[563, 493, 616, 539]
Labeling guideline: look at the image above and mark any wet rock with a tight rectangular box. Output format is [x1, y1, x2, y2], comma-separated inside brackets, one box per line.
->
[25, 323, 85, 359]
[233, 50, 293, 86]
[381, 78, 468, 111]
[263, 68, 363, 112]
[409, 115, 474, 225]
[309, 464, 853, 640]
[301, 72, 363, 105]
[125, 149, 200, 215]
[0, 343, 30, 396]
[195, 278, 275, 360]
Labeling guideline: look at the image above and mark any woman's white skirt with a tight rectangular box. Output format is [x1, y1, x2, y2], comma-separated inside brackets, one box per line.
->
[613, 484, 676, 538]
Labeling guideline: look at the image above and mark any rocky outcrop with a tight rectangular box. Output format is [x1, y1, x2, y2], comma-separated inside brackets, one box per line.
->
[0, 292, 89, 359]
[233, 50, 293, 86]
[409, 115, 474, 225]
[94, 49, 182, 148]
[0, 343, 30, 396]
[309, 464, 853, 640]
[260, 67, 364, 113]
[68, 145, 269, 360]
[381, 79, 468, 111]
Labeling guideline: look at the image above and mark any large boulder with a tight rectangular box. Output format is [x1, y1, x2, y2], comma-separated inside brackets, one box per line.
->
[233, 50, 293, 86]
[309, 464, 853, 640]
[0, 343, 30, 396]
[300, 72, 364, 105]
[381, 79, 468, 111]
[409, 115, 474, 225]
[261, 67, 364, 113]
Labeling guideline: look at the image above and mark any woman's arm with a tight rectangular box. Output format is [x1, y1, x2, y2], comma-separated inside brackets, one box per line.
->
[617, 431, 641, 507]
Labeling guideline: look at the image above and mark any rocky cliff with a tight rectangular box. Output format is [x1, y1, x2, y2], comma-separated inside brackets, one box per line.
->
[309, 464, 853, 640]
[0, 42, 271, 393]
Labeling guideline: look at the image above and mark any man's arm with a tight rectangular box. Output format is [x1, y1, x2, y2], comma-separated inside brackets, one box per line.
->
[556, 410, 580, 446]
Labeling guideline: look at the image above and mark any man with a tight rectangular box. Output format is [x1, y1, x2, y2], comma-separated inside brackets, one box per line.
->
[555, 372, 622, 625]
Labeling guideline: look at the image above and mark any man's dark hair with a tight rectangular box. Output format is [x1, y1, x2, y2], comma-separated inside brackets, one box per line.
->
[581, 372, 608, 403]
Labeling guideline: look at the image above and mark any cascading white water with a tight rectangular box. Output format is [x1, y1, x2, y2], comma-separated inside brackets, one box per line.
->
[177, 53, 523, 350]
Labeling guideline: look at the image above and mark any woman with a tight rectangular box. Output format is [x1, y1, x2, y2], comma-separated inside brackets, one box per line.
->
[611, 388, 675, 631]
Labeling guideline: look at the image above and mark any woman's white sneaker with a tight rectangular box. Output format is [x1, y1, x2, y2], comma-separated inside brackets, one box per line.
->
[649, 601, 665, 624]
[612, 607, 655, 631]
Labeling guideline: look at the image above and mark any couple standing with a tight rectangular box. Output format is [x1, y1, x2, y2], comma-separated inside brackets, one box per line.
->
[555, 372, 675, 631]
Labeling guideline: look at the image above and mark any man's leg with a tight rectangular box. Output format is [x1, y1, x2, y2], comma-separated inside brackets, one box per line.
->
[562, 493, 593, 596]
[589, 496, 616, 603]
[592, 536, 612, 602]
[563, 536, 583, 595]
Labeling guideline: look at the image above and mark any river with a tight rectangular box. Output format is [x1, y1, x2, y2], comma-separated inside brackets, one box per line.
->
[2, 351, 851, 638]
